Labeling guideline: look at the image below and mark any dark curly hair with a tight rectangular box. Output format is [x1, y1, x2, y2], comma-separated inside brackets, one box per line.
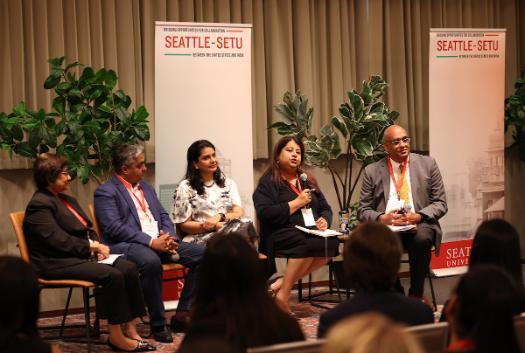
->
[185, 140, 225, 195]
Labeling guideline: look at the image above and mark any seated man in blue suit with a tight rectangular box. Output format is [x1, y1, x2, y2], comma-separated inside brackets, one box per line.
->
[94, 144, 204, 342]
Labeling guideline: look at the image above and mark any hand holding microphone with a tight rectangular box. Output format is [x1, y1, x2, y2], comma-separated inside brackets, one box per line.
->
[297, 189, 312, 207]
[298, 173, 315, 207]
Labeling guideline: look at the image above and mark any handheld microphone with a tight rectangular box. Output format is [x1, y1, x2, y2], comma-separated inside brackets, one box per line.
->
[299, 173, 315, 209]
[299, 173, 309, 189]
[299, 173, 316, 192]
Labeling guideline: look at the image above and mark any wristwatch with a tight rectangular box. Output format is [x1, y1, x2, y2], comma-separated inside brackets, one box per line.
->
[219, 213, 226, 222]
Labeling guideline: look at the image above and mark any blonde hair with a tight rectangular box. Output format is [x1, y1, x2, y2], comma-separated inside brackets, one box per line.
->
[322, 313, 425, 353]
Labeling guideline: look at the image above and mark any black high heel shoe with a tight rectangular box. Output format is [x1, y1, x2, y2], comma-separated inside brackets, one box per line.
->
[107, 338, 157, 352]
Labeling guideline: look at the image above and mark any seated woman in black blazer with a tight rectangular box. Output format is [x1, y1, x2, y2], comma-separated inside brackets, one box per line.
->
[253, 136, 339, 313]
[23, 154, 155, 352]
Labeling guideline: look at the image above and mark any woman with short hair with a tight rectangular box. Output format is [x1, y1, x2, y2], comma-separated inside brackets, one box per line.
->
[23, 153, 154, 352]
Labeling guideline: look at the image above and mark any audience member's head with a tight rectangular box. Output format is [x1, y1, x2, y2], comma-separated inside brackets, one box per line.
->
[446, 265, 524, 353]
[33, 153, 68, 190]
[0, 256, 40, 348]
[195, 232, 266, 307]
[470, 218, 523, 285]
[322, 313, 425, 353]
[190, 232, 303, 351]
[343, 222, 402, 292]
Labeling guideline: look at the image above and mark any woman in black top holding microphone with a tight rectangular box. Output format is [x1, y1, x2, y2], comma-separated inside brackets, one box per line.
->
[253, 136, 339, 313]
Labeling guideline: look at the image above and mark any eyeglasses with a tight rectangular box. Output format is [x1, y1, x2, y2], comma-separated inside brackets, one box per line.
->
[386, 137, 411, 146]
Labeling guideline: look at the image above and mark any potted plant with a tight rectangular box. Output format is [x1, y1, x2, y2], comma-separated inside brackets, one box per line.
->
[505, 70, 525, 161]
[272, 75, 399, 230]
[0, 57, 150, 184]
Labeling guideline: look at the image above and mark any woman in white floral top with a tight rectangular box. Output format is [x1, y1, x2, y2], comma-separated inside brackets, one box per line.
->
[171, 140, 245, 244]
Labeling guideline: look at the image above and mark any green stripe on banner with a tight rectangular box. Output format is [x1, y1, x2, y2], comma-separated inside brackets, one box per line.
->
[436, 55, 458, 58]
[164, 53, 192, 56]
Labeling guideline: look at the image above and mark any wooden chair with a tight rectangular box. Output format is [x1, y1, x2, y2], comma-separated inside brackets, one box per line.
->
[406, 322, 449, 353]
[9, 211, 97, 353]
[247, 339, 325, 353]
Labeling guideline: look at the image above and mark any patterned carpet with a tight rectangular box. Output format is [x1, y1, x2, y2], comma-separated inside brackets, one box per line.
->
[39, 283, 447, 353]
[39, 288, 339, 353]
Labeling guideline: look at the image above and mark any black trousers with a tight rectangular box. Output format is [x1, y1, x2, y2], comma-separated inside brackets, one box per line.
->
[42, 258, 147, 325]
[398, 223, 434, 297]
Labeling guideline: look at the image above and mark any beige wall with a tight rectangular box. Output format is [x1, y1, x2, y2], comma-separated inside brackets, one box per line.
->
[2, 155, 524, 311]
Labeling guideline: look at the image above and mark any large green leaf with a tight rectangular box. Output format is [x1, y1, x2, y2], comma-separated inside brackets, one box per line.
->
[352, 135, 375, 161]
[348, 91, 364, 121]
[13, 142, 36, 158]
[79, 67, 95, 85]
[77, 164, 91, 183]
[331, 116, 348, 138]
[13, 101, 26, 116]
[48, 56, 65, 67]
[53, 96, 66, 115]
[274, 104, 294, 125]
[104, 70, 118, 90]
[11, 123, 24, 141]
[134, 106, 149, 122]
[44, 72, 61, 89]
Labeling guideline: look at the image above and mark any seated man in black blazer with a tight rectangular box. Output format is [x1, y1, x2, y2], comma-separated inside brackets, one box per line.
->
[317, 222, 433, 338]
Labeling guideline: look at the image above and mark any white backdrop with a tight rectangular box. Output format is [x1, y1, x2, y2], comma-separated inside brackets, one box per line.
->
[154, 22, 254, 218]
[429, 28, 505, 276]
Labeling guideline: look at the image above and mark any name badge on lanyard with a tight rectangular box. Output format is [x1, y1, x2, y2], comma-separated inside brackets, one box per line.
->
[142, 219, 159, 238]
[288, 177, 316, 227]
[128, 183, 158, 238]
[301, 208, 316, 227]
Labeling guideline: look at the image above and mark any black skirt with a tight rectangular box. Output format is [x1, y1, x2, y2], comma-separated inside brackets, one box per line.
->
[272, 226, 339, 258]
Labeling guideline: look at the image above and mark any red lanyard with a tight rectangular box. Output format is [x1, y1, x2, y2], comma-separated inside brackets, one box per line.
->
[286, 176, 302, 195]
[116, 174, 149, 214]
[387, 157, 408, 200]
[60, 199, 88, 228]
